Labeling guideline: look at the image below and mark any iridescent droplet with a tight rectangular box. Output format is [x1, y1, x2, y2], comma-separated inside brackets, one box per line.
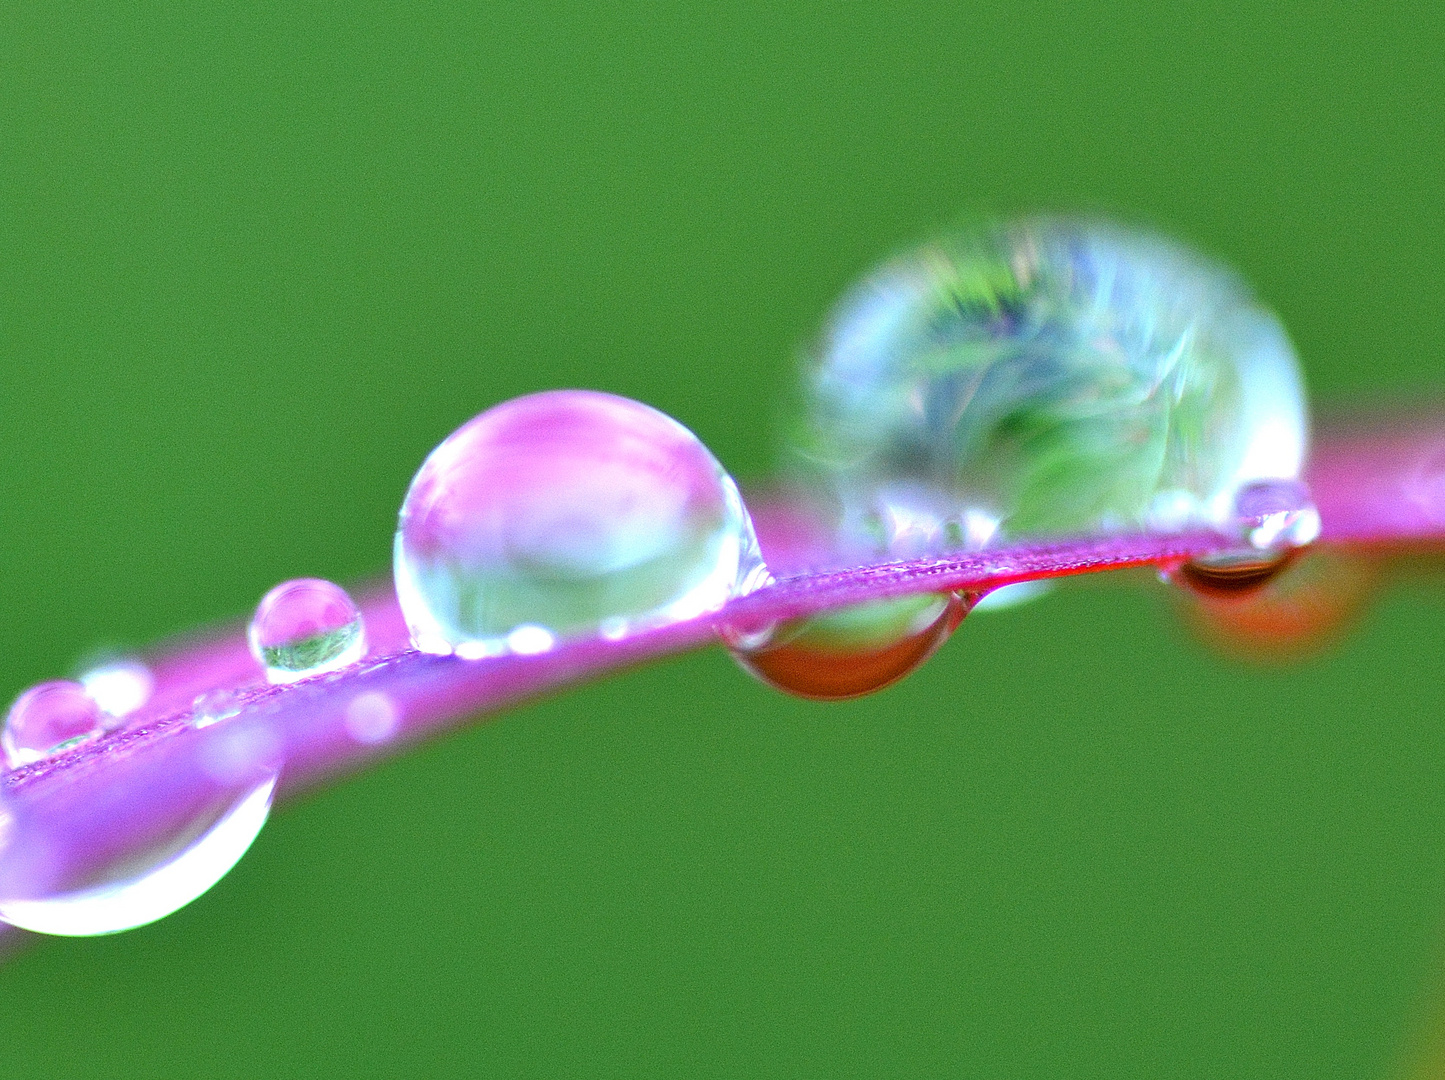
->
[394, 390, 770, 656]
[791, 217, 1313, 555]
[248, 578, 366, 684]
[726, 592, 969, 700]
[2, 681, 104, 769]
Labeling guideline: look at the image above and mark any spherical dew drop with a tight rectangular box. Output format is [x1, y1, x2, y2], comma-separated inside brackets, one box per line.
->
[2, 681, 105, 769]
[248, 578, 366, 684]
[394, 389, 769, 656]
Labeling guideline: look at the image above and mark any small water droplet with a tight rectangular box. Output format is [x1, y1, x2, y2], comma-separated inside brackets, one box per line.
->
[345, 691, 400, 745]
[972, 579, 1055, 612]
[2, 681, 104, 769]
[0, 772, 276, 936]
[248, 578, 366, 684]
[394, 390, 770, 656]
[192, 689, 243, 729]
[1174, 479, 1321, 597]
[726, 592, 969, 700]
[791, 217, 1311, 555]
[1178, 550, 1379, 659]
[78, 658, 153, 720]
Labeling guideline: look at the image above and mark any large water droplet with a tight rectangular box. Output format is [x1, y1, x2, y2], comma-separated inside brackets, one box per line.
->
[2, 681, 104, 769]
[395, 390, 769, 656]
[791, 217, 1314, 554]
[0, 773, 276, 936]
[248, 578, 366, 683]
[0, 709, 281, 937]
[726, 592, 969, 700]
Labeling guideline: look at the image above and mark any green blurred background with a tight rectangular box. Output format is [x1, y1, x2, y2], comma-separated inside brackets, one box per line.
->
[2, 2, 1444, 1076]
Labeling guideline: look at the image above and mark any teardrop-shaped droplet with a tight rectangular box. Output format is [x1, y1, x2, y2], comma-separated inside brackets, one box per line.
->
[726, 592, 969, 700]
[248, 578, 366, 683]
[394, 390, 769, 656]
[0, 723, 279, 936]
[2, 681, 104, 769]
[791, 217, 1313, 555]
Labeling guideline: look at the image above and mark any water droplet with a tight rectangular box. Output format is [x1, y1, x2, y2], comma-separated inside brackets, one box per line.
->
[791, 217, 1312, 555]
[1178, 550, 1379, 659]
[0, 773, 276, 936]
[192, 688, 243, 729]
[248, 578, 366, 684]
[3, 681, 104, 769]
[726, 592, 969, 700]
[78, 658, 153, 720]
[1173, 479, 1322, 597]
[395, 390, 770, 656]
[345, 691, 400, 745]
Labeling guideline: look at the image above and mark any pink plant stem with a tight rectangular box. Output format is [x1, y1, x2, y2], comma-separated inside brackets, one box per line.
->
[0, 415, 1442, 940]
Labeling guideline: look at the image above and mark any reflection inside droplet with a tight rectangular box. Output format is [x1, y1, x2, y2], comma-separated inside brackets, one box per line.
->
[3, 681, 104, 769]
[725, 592, 970, 700]
[249, 578, 366, 684]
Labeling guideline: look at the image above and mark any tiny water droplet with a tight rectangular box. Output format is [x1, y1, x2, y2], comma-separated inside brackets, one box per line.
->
[792, 217, 1312, 554]
[192, 688, 243, 729]
[726, 592, 969, 700]
[78, 658, 153, 720]
[345, 691, 400, 745]
[395, 390, 769, 656]
[248, 578, 366, 684]
[2, 681, 104, 769]
[972, 579, 1055, 612]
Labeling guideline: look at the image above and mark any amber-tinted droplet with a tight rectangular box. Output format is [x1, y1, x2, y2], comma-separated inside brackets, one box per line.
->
[726, 592, 970, 701]
[1173, 549, 1296, 598]
[1179, 551, 1379, 659]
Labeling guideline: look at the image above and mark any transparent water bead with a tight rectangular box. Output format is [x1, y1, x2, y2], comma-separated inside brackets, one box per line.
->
[248, 578, 366, 683]
[792, 216, 1314, 554]
[192, 688, 243, 729]
[3, 681, 105, 768]
[726, 592, 970, 700]
[0, 760, 278, 936]
[395, 390, 769, 656]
